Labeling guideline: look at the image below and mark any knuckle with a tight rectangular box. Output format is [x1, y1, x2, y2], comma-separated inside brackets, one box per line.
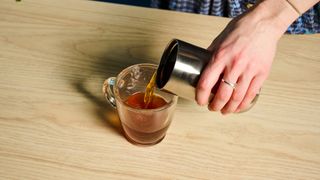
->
[246, 63, 257, 72]
[215, 49, 227, 61]
[229, 43, 240, 54]
[247, 90, 257, 100]
[216, 91, 230, 102]
[259, 68, 269, 76]
[197, 79, 210, 91]
[230, 58, 245, 71]
[231, 91, 244, 102]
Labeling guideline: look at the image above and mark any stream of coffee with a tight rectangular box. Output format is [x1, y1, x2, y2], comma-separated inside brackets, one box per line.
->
[143, 72, 157, 108]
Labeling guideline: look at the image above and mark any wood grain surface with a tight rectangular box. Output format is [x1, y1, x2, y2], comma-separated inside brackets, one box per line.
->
[0, 0, 320, 179]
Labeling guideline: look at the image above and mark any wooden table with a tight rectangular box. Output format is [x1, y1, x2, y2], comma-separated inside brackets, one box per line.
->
[1, 0, 319, 179]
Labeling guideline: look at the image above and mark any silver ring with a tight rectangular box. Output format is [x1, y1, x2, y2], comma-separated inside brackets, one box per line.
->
[221, 79, 237, 89]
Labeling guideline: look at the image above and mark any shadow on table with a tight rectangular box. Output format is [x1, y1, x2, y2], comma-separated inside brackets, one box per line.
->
[61, 8, 170, 138]
[73, 79, 124, 136]
[68, 41, 159, 138]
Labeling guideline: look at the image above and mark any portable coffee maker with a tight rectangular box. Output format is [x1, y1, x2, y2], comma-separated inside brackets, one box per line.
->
[156, 39, 259, 112]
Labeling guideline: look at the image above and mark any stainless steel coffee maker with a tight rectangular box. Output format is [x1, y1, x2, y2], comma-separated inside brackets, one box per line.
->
[156, 39, 259, 112]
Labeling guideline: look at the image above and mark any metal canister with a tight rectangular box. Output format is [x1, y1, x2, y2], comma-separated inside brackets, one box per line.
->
[156, 39, 258, 111]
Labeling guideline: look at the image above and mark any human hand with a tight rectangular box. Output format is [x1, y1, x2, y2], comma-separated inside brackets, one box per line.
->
[196, 4, 287, 114]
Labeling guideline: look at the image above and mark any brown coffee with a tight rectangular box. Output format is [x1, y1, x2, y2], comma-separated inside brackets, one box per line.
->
[143, 72, 157, 108]
[126, 92, 167, 109]
[123, 92, 169, 145]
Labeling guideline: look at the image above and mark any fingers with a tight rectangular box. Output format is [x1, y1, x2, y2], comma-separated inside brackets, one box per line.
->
[199, 34, 269, 114]
[236, 75, 264, 112]
[196, 50, 229, 105]
[201, 54, 263, 114]
[208, 65, 242, 111]
[221, 73, 252, 114]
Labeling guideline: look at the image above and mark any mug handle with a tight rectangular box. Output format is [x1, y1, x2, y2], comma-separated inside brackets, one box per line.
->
[102, 77, 117, 108]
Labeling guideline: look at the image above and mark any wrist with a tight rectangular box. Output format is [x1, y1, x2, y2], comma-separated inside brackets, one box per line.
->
[251, 0, 300, 38]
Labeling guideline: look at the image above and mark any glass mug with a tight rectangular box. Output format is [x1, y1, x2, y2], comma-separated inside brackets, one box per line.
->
[103, 63, 178, 146]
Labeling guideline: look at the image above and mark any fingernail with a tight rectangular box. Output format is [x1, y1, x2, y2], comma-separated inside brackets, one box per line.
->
[212, 102, 224, 112]
[221, 111, 228, 115]
[196, 86, 210, 103]
[212, 106, 221, 112]
[221, 109, 231, 115]
[197, 101, 206, 106]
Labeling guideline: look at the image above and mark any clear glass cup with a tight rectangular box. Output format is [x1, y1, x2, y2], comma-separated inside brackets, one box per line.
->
[103, 63, 178, 146]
